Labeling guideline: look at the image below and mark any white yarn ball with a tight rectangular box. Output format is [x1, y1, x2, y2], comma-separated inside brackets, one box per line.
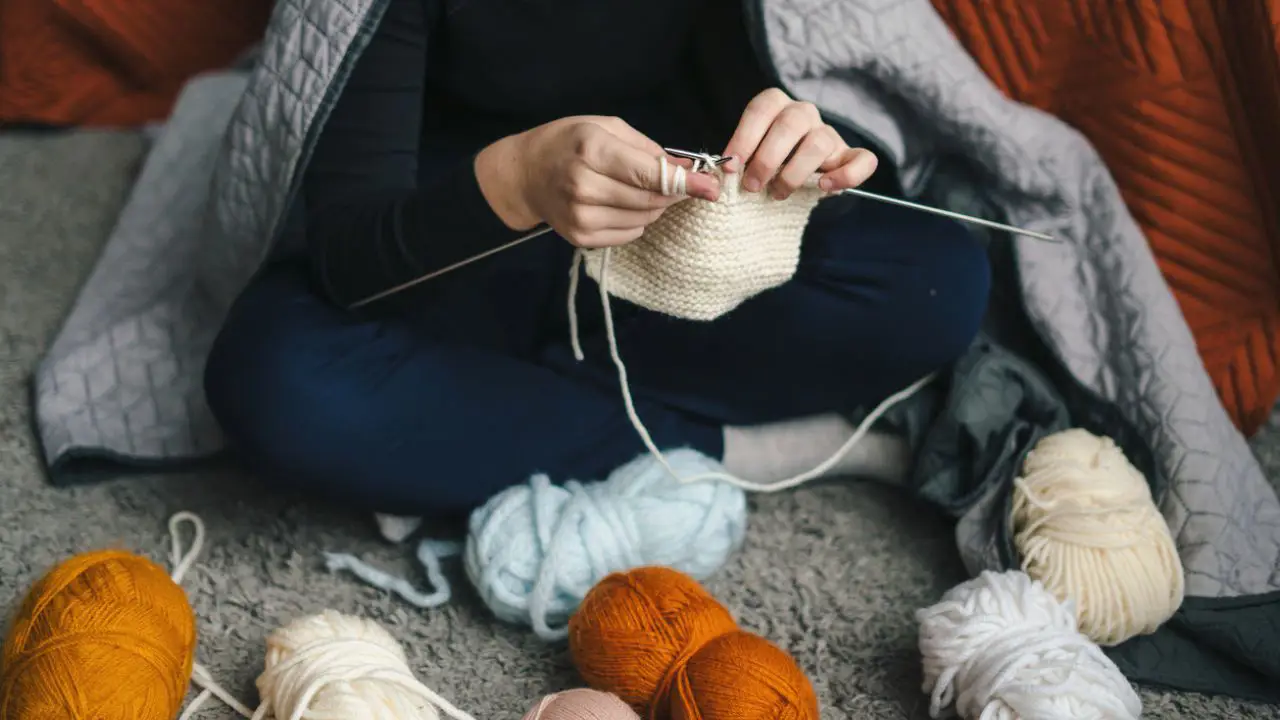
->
[1011, 428, 1184, 646]
[916, 570, 1142, 720]
[254, 610, 474, 720]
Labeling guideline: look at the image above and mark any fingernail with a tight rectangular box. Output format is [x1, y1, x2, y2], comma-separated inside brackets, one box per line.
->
[743, 176, 761, 193]
[723, 156, 741, 173]
[819, 176, 833, 192]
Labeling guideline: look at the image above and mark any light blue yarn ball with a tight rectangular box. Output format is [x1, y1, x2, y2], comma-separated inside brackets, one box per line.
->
[463, 448, 748, 640]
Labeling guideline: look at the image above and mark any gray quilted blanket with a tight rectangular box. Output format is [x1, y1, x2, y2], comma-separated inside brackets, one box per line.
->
[31, 0, 1280, 701]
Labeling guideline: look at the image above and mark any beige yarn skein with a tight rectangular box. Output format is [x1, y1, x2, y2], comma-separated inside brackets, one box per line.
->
[1010, 428, 1185, 646]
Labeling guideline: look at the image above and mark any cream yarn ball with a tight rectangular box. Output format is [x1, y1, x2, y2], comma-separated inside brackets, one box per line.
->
[253, 610, 475, 720]
[1010, 428, 1185, 645]
[579, 170, 825, 321]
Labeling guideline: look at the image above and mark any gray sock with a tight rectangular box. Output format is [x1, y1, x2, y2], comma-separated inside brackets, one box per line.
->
[721, 414, 911, 486]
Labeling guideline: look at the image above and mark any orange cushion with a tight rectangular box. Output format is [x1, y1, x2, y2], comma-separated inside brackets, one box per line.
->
[0, 0, 270, 126]
[933, 0, 1280, 435]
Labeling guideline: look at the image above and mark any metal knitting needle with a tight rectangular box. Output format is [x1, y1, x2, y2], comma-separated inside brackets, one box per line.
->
[352, 151, 1054, 308]
[837, 188, 1058, 242]
[664, 148, 1057, 242]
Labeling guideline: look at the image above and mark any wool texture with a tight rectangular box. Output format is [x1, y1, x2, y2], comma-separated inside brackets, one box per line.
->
[568, 566, 818, 720]
[1010, 428, 1184, 646]
[250, 609, 476, 720]
[465, 449, 747, 640]
[0, 550, 197, 719]
[579, 171, 825, 321]
[521, 690, 639, 720]
[916, 570, 1142, 719]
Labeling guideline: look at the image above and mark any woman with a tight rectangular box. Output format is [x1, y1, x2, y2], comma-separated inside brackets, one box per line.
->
[203, 0, 991, 516]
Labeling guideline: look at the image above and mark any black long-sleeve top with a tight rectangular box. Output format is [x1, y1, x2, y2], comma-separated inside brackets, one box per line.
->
[298, 0, 772, 310]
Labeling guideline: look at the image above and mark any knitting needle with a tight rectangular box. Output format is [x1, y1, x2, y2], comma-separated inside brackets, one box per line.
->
[662, 148, 1057, 242]
[663, 147, 733, 168]
[836, 188, 1059, 242]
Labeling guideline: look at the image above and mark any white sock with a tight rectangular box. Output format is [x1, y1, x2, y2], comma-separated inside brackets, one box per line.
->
[721, 413, 911, 486]
[375, 514, 423, 543]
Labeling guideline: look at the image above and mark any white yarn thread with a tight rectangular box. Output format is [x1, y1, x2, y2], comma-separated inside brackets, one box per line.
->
[1011, 429, 1184, 646]
[323, 539, 464, 608]
[916, 570, 1142, 720]
[167, 513, 475, 720]
[168, 513, 258, 720]
[566, 152, 933, 492]
[352, 151, 933, 499]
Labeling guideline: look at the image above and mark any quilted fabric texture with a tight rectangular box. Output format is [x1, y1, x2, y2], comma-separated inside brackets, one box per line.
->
[0, 0, 270, 126]
[932, 0, 1280, 436]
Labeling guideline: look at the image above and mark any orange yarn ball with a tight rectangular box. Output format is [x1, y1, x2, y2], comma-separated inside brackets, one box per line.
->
[568, 566, 818, 720]
[0, 549, 197, 720]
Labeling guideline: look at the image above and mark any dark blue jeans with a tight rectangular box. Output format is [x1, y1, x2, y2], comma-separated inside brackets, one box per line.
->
[204, 198, 990, 516]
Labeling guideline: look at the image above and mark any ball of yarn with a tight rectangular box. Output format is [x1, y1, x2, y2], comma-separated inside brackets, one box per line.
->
[916, 570, 1142, 720]
[254, 609, 473, 720]
[580, 171, 825, 321]
[465, 449, 747, 640]
[568, 566, 818, 720]
[521, 689, 639, 720]
[0, 550, 197, 720]
[1010, 428, 1184, 645]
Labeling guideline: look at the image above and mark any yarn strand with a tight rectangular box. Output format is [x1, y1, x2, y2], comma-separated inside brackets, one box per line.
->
[165, 513, 255, 720]
[566, 162, 934, 492]
[564, 151, 935, 491]
[167, 514, 479, 720]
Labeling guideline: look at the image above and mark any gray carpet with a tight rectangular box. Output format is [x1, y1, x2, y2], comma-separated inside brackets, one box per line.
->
[1, 130, 1278, 720]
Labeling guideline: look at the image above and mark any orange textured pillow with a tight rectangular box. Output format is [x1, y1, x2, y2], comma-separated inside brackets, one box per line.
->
[53, 0, 272, 89]
[933, 0, 1280, 436]
[0, 0, 269, 126]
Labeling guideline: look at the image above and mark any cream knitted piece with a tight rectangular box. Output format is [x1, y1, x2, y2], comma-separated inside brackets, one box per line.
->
[578, 169, 825, 321]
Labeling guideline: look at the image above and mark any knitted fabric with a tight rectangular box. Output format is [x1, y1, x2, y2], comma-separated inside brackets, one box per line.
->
[580, 170, 826, 321]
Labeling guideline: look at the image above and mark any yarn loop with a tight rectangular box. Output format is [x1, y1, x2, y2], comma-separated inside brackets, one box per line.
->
[569, 566, 818, 720]
[1011, 428, 1184, 645]
[566, 156, 935, 492]
[916, 570, 1141, 720]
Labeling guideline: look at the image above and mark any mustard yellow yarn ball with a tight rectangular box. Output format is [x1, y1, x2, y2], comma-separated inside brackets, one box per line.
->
[1, 549, 197, 719]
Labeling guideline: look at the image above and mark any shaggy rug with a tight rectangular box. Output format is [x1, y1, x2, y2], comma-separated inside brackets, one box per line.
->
[2, 130, 1278, 719]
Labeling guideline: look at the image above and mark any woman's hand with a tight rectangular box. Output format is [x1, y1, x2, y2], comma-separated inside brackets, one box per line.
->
[722, 88, 878, 199]
[476, 116, 720, 249]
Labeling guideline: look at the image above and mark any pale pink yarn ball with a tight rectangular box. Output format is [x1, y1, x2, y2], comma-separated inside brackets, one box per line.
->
[523, 689, 639, 720]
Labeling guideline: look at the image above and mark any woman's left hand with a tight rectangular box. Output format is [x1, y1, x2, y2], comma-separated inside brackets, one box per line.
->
[722, 88, 878, 199]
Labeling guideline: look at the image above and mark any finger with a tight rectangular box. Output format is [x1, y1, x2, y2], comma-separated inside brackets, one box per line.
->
[570, 171, 685, 211]
[590, 137, 721, 202]
[721, 88, 791, 173]
[818, 147, 879, 192]
[772, 126, 841, 199]
[743, 103, 818, 193]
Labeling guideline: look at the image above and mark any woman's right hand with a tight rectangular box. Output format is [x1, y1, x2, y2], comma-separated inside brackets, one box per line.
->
[475, 116, 720, 249]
